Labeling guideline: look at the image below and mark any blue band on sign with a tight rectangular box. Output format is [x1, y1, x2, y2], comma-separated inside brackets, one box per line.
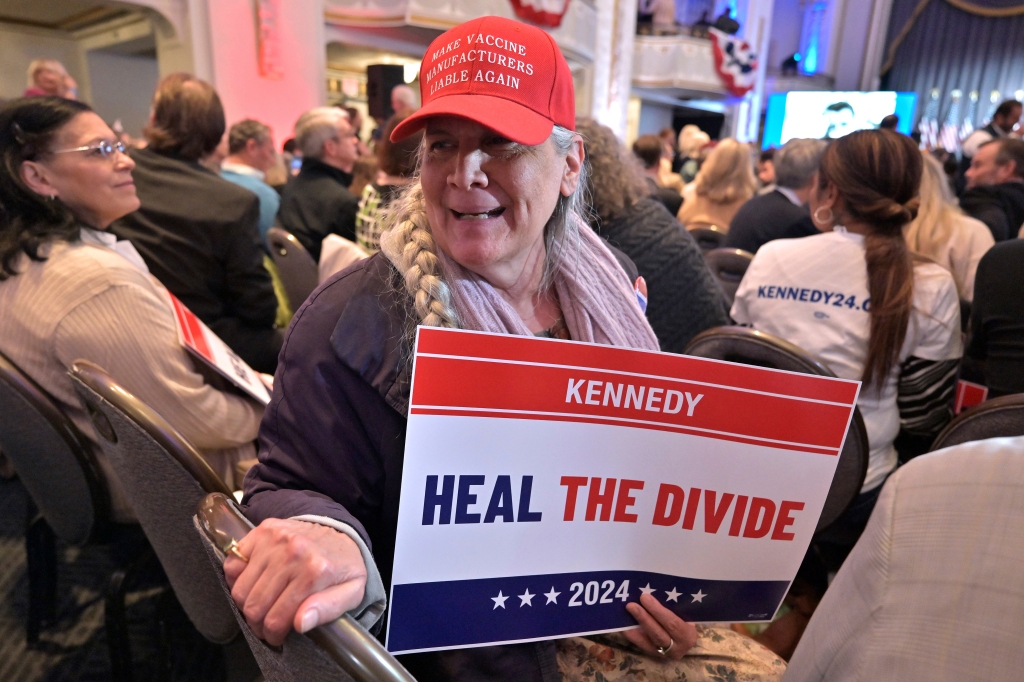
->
[386, 570, 789, 653]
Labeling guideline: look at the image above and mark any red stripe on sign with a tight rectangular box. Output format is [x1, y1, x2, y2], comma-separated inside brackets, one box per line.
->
[410, 407, 840, 455]
[410, 356, 851, 449]
[171, 295, 214, 362]
[415, 328, 859, 404]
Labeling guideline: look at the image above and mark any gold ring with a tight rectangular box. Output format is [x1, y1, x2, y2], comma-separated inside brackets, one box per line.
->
[656, 638, 674, 656]
[227, 539, 250, 563]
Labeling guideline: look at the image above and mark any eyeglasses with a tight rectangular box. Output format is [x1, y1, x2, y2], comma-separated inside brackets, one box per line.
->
[51, 140, 127, 160]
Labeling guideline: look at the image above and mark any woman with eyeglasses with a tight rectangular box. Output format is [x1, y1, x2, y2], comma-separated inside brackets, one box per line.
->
[0, 97, 264, 521]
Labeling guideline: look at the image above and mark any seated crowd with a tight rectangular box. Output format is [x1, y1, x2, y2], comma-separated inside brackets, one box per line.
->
[2, 17, 1024, 682]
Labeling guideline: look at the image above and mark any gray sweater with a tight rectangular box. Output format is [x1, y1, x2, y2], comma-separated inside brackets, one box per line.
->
[593, 197, 731, 353]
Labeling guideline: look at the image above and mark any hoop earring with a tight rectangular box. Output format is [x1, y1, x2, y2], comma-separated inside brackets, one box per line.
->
[813, 207, 833, 226]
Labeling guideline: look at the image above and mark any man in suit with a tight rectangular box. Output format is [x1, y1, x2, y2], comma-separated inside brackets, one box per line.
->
[725, 138, 825, 254]
[112, 73, 282, 373]
[277, 108, 360, 261]
[632, 134, 684, 216]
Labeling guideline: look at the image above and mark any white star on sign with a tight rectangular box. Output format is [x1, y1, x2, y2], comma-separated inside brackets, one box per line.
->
[544, 587, 560, 605]
[664, 587, 682, 602]
[639, 583, 656, 597]
[519, 589, 535, 607]
[691, 590, 707, 603]
[492, 591, 509, 609]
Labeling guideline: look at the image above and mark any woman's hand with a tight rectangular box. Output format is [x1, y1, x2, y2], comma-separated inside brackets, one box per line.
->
[224, 518, 367, 646]
[623, 593, 698, 660]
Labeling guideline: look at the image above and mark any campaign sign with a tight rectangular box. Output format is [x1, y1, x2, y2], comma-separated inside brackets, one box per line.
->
[386, 328, 860, 654]
[168, 294, 271, 405]
[954, 380, 988, 415]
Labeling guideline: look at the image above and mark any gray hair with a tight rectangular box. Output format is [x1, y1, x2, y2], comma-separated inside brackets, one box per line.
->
[391, 84, 418, 110]
[227, 118, 271, 154]
[294, 107, 348, 160]
[774, 138, 827, 189]
[378, 124, 587, 331]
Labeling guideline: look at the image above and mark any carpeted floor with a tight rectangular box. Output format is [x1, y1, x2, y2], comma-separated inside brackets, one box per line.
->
[0, 476, 235, 682]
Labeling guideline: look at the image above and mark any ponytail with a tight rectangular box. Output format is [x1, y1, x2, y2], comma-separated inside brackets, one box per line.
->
[819, 130, 923, 387]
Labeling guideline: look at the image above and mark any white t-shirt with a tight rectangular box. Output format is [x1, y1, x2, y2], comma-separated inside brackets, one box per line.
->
[731, 229, 963, 492]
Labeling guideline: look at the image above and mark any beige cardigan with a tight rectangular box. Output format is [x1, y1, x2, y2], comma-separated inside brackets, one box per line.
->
[0, 236, 263, 521]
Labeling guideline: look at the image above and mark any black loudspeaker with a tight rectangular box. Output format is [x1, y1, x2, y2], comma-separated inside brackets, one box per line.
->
[366, 64, 406, 121]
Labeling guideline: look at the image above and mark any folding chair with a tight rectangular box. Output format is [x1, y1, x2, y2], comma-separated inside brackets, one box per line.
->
[684, 326, 870, 533]
[0, 350, 110, 644]
[69, 361, 242, 674]
[703, 247, 753, 306]
[267, 227, 320, 311]
[686, 222, 728, 253]
[931, 393, 1024, 451]
[195, 492, 416, 682]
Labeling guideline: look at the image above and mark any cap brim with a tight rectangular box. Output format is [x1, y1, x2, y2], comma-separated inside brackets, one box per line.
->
[390, 93, 555, 146]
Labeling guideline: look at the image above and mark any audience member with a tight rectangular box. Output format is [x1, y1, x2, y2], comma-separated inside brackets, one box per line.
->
[342, 105, 371, 156]
[904, 152, 993, 301]
[733, 130, 961, 564]
[968, 239, 1024, 396]
[756, 147, 776, 193]
[676, 124, 709, 182]
[353, 113, 421, 254]
[632, 134, 683, 215]
[23, 59, 76, 99]
[785, 436, 1024, 682]
[960, 137, 1024, 241]
[348, 157, 377, 199]
[879, 113, 899, 130]
[0, 97, 262, 519]
[390, 84, 418, 118]
[960, 99, 1021, 165]
[579, 118, 730, 352]
[221, 118, 281, 246]
[726, 138, 824, 254]
[227, 17, 784, 680]
[111, 73, 282, 373]
[199, 133, 228, 172]
[277, 107, 359, 261]
[677, 138, 757, 229]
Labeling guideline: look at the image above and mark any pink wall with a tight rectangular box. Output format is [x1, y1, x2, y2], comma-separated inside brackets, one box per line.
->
[206, 0, 325, 148]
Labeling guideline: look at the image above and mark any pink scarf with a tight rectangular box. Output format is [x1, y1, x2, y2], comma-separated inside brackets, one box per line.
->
[434, 218, 660, 351]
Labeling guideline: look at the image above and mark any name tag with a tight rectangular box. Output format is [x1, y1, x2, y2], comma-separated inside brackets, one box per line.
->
[386, 328, 860, 654]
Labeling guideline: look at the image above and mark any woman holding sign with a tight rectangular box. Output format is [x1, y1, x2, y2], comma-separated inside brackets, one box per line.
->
[0, 97, 264, 520]
[233, 15, 784, 682]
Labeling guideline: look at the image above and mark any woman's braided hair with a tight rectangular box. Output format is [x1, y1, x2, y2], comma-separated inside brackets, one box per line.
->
[378, 125, 586, 331]
[382, 182, 460, 329]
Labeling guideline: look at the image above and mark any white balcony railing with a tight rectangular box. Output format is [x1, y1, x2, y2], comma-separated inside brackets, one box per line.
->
[324, 0, 597, 63]
[632, 34, 725, 97]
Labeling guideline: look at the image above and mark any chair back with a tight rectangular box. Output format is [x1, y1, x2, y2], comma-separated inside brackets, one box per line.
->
[686, 223, 727, 253]
[267, 227, 319, 310]
[0, 350, 106, 545]
[684, 326, 870, 533]
[68, 361, 239, 644]
[195, 493, 417, 682]
[931, 393, 1024, 451]
[703, 248, 753, 306]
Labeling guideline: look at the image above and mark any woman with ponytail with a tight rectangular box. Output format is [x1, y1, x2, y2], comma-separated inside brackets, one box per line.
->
[732, 130, 962, 559]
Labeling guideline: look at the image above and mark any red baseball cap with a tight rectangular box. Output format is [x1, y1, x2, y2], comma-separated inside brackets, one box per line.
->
[390, 15, 575, 146]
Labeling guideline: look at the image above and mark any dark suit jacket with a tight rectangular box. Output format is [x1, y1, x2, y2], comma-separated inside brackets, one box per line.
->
[725, 189, 819, 253]
[959, 181, 1024, 242]
[645, 177, 683, 217]
[111, 147, 282, 373]
[278, 158, 359, 261]
[968, 239, 1024, 396]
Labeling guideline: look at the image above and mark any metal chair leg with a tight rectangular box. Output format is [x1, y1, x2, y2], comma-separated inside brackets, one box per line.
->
[25, 510, 57, 646]
[106, 569, 134, 682]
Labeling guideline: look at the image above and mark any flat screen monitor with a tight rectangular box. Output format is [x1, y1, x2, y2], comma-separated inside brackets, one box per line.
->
[761, 91, 918, 149]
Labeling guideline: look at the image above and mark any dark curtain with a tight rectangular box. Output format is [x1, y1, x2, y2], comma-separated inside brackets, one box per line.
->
[883, 0, 1024, 129]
